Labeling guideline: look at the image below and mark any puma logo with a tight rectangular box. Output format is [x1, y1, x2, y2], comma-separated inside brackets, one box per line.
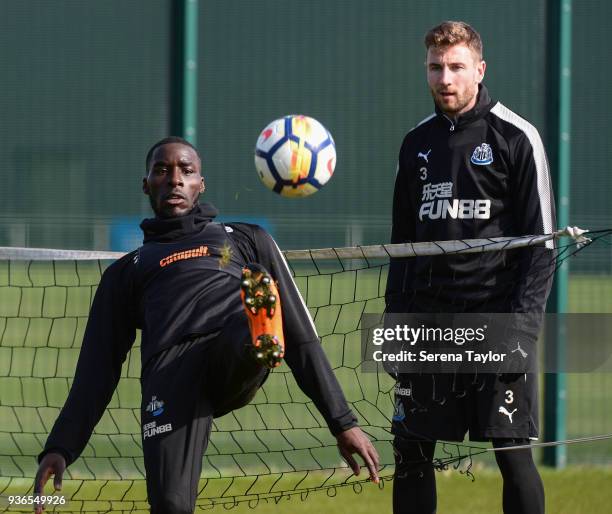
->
[499, 406, 518, 423]
[511, 341, 528, 359]
[417, 149, 432, 163]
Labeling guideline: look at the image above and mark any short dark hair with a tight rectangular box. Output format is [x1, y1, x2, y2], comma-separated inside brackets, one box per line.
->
[424, 21, 483, 60]
[145, 136, 201, 171]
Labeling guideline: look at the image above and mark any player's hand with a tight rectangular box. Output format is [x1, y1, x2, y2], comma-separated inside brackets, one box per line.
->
[33, 452, 66, 514]
[335, 426, 380, 484]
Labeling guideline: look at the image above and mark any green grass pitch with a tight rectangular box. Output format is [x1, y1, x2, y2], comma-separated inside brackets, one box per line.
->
[1, 261, 611, 512]
[2, 468, 612, 512]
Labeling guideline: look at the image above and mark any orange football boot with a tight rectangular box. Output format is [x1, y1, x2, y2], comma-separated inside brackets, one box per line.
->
[240, 264, 285, 368]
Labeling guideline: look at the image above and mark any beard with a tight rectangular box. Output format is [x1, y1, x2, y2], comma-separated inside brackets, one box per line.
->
[430, 85, 479, 116]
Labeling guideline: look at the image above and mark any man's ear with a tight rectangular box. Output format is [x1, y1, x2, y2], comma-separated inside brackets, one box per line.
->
[200, 178, 205, 193]
[142, 177, 150, 195]
[476, 60, 486, 83]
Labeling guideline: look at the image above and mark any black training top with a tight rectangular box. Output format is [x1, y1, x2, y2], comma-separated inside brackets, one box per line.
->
[41, 203, 357, 465]
[386, 84, 556, 314]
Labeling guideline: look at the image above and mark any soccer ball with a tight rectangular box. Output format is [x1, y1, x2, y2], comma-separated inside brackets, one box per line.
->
[254, 115, 336, 197]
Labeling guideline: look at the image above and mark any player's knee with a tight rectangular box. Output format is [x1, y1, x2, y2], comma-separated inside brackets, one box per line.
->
[394, 458, 433, 481]
[393, 441, 435, 480]
[149, 492, 194, 514]
[493, 440, 533, 468]
[493, 442, 539, 487]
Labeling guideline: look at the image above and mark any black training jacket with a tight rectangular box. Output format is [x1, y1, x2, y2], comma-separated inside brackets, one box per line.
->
[386, 85, 556, 314]
[41, 203, 357, 465]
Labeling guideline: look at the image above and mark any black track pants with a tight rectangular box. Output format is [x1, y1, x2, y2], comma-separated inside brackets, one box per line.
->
[141, 313, 268, 514]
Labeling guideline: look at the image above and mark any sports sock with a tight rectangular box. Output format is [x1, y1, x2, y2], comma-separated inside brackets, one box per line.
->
[493, 438, 544, 514]
[392, 438, 437, 514]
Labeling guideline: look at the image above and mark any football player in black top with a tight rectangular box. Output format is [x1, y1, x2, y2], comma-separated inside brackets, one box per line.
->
[386, 22, 554, 514]
[34, 137, 379, 514]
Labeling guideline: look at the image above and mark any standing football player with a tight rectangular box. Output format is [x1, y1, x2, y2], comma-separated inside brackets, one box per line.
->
[33, 137, 379, 514]
[386, 21, 555, 514]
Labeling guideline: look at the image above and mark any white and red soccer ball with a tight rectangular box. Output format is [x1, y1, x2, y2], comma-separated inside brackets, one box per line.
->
[254, 115, 336, 197]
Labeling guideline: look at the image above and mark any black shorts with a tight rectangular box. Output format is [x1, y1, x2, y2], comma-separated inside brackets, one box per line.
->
[140, 312, 268, 513]
[391, 372, 539, 442]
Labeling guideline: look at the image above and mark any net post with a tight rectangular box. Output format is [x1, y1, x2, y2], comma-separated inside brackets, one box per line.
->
[170, 0, 198, 143]
[543, 0, 572, 469]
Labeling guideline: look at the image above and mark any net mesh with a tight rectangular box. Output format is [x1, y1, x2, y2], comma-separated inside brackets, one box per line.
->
[0, 230, 611, 512]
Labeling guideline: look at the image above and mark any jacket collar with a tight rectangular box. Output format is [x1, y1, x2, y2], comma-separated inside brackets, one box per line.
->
[435, 84, 494, 130]
[140, 202, 219, 243]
